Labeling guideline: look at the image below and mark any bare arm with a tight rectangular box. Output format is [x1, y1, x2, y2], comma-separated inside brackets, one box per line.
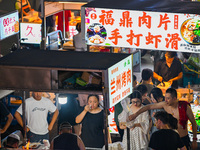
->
[186, 105, 197, 150]
[50, 139, 54, 150]
[153, 72, 163, 82]
[180, 146, 187, 150]
[14, 111, 30, 132]
[48, 109, 59, 131]
[75, 105, 90, 124]
[14, 111, 23, 127]
[77, 136, 86, 150]
[107, 127, 112, 144]
[129, 102, 165, 121]
[0, 113, 13, 134]
[168, 72, 183, 85]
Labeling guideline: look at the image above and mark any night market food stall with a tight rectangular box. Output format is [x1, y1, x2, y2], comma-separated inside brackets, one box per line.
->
[0, 49, 133, 149]
[19, 0, 89, 49]
[82, 0, 200, 145]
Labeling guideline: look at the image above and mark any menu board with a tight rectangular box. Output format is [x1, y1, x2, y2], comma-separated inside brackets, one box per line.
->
[0, 11, 19, 40]
[85, 7, 200, 53]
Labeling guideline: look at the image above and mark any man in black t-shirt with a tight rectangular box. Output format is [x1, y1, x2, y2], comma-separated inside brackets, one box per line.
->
[0, 102, 13, 148]
[50, 122, 85, 150]
[149, 111, 186, 150]
[154, 51, 183, 89]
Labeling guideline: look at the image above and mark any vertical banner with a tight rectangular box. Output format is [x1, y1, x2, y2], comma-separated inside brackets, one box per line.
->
[108, 55, 133, 108]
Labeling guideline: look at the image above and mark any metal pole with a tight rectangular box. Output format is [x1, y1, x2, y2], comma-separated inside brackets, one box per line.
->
[127, 128, 130, 150]
[102, 69, 110, 150]
[102, 82, 109, 150]
[40, 0, 46, 50]
[22, 91, 27, 145]
[63, 9, 65, 39]
[21, 0, 23, 22]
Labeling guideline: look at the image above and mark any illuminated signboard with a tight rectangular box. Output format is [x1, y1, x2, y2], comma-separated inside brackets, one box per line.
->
[20, 23, 41, 44]
[108, 55, 132, 108]
[0, 11, 19, 40]
[85, 7, 200, 53]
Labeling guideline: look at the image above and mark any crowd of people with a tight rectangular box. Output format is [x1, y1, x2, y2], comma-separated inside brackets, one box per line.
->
[0, 51, 198, 150]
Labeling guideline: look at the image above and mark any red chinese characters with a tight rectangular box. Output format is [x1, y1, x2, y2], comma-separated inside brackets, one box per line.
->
[99, 10, 115, 25]
[122, 71, 127, 87]
[116, 74, 121, 92]
[111, 68, 132, 104]
[139, 12, 152, 29]
[174, 15, 178, 29]
[127, 69, 131, 84]
[165, 33, 181, 50]
[95, 9, 182, 50]
[69, 27, 76, 38]
[127, 30, 143, 46]
[111, 78, 116, 95]
[25, 25, 35, 37]
[108, 29, 122, 45]
[146, 32, 162, 48]
[119, 11, 133, 28]
[158, 13, 171, 31]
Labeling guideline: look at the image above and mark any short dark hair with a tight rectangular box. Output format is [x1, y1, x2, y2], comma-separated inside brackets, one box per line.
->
[150, 88, 164, 102]
[87, 94, 99, 102]
[142, 68, 153, 81]
[136, 84, 148, 96]
[166, 51, 176, 58]
[59, 122, 72, 132]
[166, 88, 177, 99]
[154, 111, 178, 129]
[6, 137, 19, 148]
[130, 90, 142, 102]
[76, 22, 81, 32]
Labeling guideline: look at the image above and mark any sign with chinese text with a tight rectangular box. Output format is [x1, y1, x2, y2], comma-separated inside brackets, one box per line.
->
[20, 23, 41, 44]
[108, 106, 118, 134]
[69, 25, 78, 40]
[108, 55, 132, 108]
[85, 7, 200, 53]
[0, 11, 19, 40]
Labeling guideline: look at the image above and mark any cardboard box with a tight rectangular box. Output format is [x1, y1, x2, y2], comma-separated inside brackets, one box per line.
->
[81, 72, 101, 85]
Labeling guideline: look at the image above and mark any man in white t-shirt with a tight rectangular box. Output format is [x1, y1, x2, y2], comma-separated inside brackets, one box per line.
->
[14, 92, 59, 143]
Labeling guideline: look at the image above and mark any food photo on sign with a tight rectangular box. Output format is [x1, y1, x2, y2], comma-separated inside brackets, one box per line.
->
[180, 18, 200, 45]
[87, 23, 107, 44]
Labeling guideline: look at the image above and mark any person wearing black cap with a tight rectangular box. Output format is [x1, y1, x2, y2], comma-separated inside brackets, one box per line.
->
[50, 122, 85, 150]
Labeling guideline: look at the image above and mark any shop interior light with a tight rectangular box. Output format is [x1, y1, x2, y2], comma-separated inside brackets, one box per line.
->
[58, 2, 87, 4]
[58, 96, 68, 104]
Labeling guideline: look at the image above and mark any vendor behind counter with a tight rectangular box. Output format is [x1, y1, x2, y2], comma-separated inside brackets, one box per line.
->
[153, 51, 183, 89]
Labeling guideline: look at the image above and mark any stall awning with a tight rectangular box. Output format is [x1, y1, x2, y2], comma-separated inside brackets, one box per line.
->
[0, 49, 129, 70]
[0, 50, 132, 92]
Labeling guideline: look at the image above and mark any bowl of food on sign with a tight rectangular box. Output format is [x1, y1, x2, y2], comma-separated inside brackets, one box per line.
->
[180, 18, 200, 45]
[87, 23, 107, 44]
